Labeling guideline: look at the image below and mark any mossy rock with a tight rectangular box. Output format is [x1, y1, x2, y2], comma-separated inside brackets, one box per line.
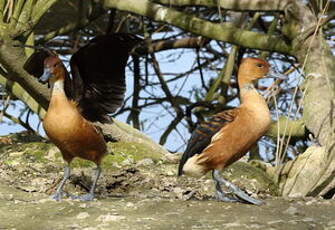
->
[0, 141, 163, 170]
[71, 141, 163, 169]
[221, 161, 279, 196]
[0, 142, 58, 165]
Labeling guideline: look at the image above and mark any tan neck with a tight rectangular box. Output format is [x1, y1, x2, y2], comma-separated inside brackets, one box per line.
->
[48, 79, 67, 110]
[238, 77, 271, 131]
[51, 79, 65, 94]
[240, 86, 265, 105]
[238, 77, 260, 104]
[237, 74, 253, 88]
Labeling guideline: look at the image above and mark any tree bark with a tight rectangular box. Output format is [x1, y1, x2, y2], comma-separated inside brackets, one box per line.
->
[277, 1, 335, 197]
[0, 36, 50, 108]
[153, 0, 290, 11]
[103, 0, 291, 54]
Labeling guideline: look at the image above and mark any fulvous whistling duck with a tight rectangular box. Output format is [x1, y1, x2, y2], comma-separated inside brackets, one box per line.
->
[25, 33, 141, 201]
[178, 58, 285, 205]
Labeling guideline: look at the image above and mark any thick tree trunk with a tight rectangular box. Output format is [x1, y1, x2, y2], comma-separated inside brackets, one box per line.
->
[275, 2, 335, 197]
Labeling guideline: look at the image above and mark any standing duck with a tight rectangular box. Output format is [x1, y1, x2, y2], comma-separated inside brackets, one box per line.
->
[178, 58, 284, 205]
[25, 33, 141, 201]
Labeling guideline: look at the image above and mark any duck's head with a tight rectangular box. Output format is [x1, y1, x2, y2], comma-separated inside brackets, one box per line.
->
[238, 58, 285, 85]
[39, 56, 64, 84]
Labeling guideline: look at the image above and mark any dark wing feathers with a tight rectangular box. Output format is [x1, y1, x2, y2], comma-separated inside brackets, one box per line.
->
[178, 110, 236, 176]
[70, 33, 142, 122]
[67, 62, 84, 101]
[23, 33, 142, 122]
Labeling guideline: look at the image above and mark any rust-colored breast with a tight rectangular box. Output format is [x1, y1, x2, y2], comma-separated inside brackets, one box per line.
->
[197, 105, 271, 171]
[43, 93, 106, 164]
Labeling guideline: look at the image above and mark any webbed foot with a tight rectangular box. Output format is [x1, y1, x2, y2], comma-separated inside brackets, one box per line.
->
[70, 193, 95, 201]
[50, 191, 68, 201]
[212, 170, 264, 205]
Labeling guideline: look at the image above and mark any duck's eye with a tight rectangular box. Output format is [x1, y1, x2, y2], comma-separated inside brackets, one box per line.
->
[256, 63, 264, 68]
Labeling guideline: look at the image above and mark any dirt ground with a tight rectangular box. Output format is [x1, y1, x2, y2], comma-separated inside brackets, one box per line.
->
[0, 138, 335, 229]
[1, 183, 335, 230]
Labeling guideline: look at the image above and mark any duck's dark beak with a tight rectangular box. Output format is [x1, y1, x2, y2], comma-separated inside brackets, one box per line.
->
[267, 68, 286, 80]
[39, 67, 52, 83]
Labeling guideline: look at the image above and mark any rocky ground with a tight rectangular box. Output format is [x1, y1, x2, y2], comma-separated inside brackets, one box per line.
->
[0, 134, 335, 229]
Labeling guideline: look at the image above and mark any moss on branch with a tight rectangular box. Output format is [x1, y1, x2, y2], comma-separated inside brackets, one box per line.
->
[0, 1, 5, 20]
[153, 0, 290, 11]
[10, 0, 58, 37]
[15, 0, 34, 30]
[10, 0, 25, 29]
[95, 120, 170, 156]
[103, 0, 292, 55]
[266, 117, 305, 138]
[0, 36, 49, 108]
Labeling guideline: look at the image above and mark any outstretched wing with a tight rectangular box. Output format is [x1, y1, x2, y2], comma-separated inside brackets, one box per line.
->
[69, 33, 142, 122]
[178, 109, 237, 176]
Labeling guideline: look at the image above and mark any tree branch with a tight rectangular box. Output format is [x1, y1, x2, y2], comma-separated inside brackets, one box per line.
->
[37, 2, 106, 44]
[149, 52, 184, 144]
[0, 74, 46, 118]
[2, 110, 40, 136]
[266, 117, 306, 138]
[0, 1, 5, 20]
[95, 120, 170, 156]
[152, 0, 291, 11]
[135, 36, 208, 54]
[0, 37, 49, 109]
[159, 111, 184, 145]
[31, 0, 58, 27]
[103, 0, 292, 55]
[9, 0, 25, 29]
[10, 0, 58, 37]
[128, 55, 141, 129]
[13, 0, 34, 31]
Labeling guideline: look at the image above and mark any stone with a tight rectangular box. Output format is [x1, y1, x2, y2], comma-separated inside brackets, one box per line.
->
[77, 212, 90, 219]
[96, 214, 126, 222]
[136, 158, 154, 167]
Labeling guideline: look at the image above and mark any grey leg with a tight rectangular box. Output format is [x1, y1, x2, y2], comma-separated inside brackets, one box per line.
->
[72, 166, 101, 201]
[212, 170, 264, 205]
[213, 175, 240, 202]
[50, 165, 71, 201]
